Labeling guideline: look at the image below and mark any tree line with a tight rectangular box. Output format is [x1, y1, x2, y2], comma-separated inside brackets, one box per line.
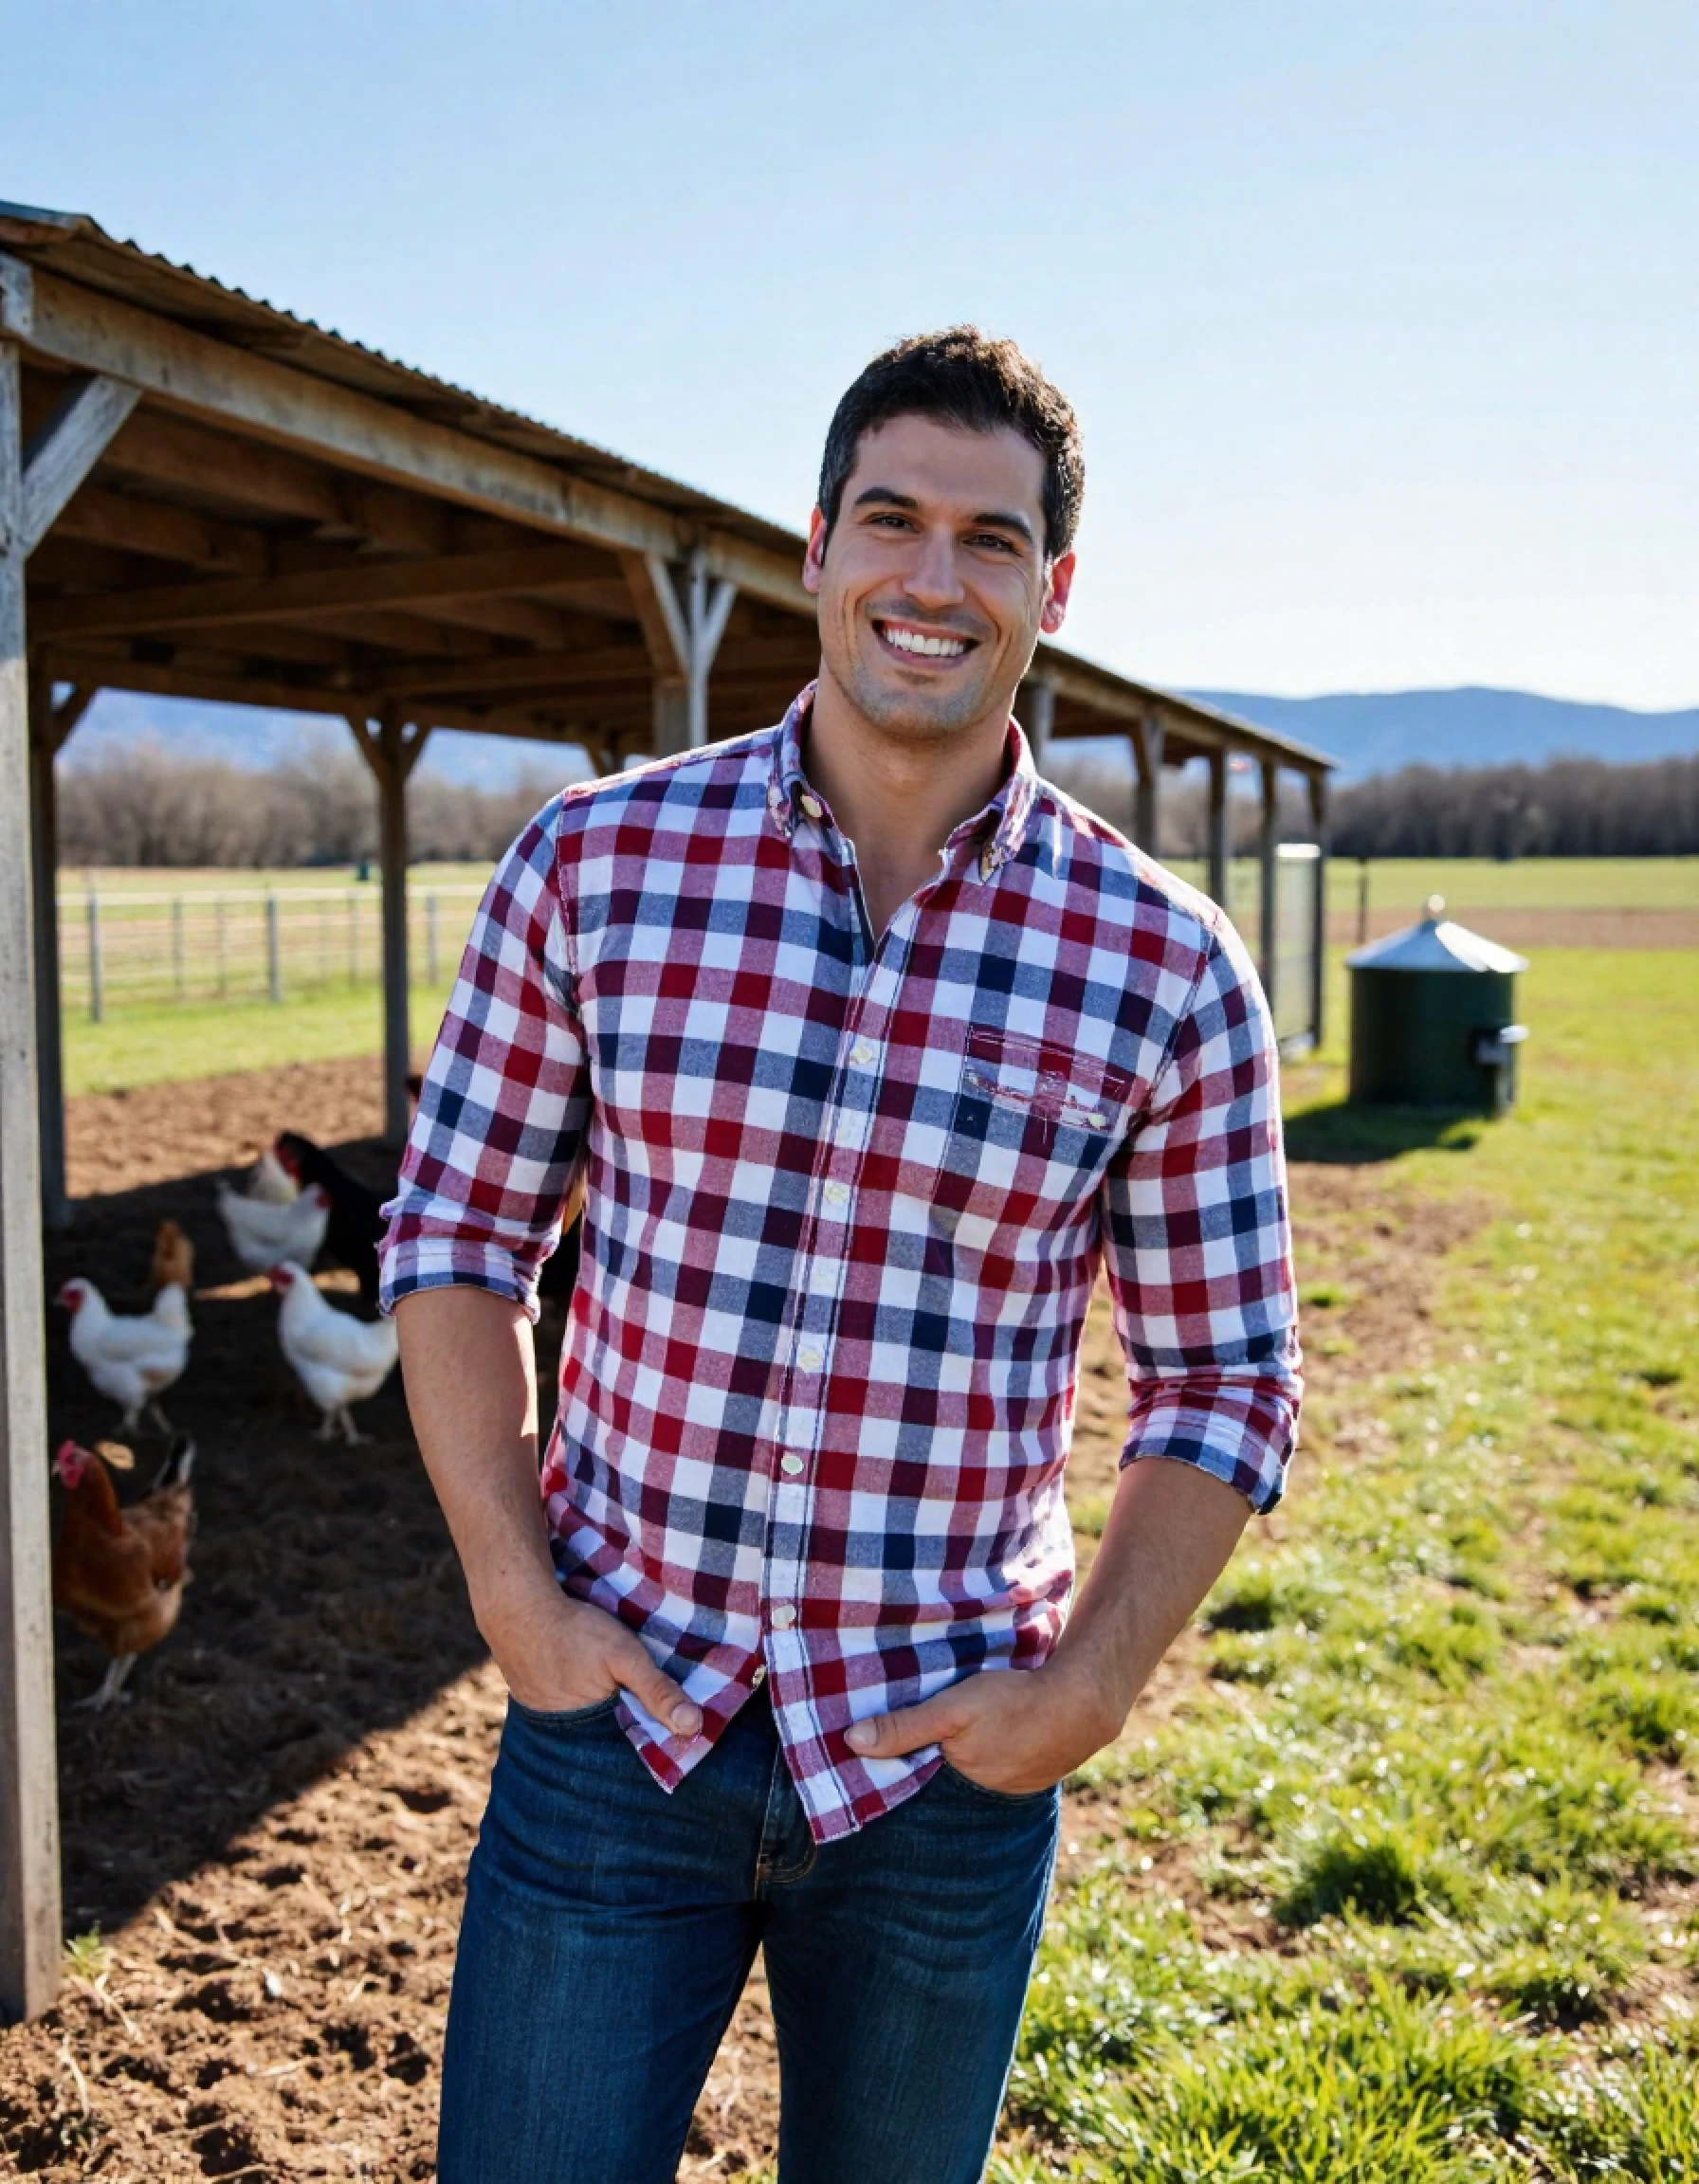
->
[52, 737, 1699, 870]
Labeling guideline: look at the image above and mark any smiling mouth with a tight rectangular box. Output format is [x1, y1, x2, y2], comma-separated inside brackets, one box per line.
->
[874, 619, 976, 662]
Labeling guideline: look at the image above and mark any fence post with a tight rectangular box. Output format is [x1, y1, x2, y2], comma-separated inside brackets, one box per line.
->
[85, 891, 102, 1024]
[215, 895, 228, 997]
[427, 892, 440, 986]
[347, 891, 358, 984]
[172, 896, 185, 999]
[265, 893, 282, 1003]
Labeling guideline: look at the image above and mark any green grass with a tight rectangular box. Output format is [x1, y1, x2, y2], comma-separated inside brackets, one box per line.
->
[1323, 856, 1699, 914]
[995, 949, 1699, 2181]
[64, 980, 456, 1096]
[56, 860, 496, 897]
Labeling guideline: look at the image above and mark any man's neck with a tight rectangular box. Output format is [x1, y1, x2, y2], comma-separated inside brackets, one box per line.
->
[803, 670, 1014, 938]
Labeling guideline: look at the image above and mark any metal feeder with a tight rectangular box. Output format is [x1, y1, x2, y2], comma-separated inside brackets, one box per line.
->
[1346, 896, 1528, 1114]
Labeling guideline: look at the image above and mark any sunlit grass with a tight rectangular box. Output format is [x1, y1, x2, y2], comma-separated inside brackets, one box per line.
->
[1003, 950, 1699, 2179]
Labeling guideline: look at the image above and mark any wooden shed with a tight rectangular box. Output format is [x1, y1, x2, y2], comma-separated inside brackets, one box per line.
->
[0, 201, 1333, 2019]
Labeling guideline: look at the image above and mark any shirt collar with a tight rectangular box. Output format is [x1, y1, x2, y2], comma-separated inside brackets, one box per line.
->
[766, 682, 1040, 881]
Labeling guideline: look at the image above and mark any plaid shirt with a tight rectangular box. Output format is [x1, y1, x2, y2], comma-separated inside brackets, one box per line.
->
[381, 687, 1301, 1843]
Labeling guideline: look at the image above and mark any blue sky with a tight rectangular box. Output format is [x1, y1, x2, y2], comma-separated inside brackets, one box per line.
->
[6, 0, 1695, 708]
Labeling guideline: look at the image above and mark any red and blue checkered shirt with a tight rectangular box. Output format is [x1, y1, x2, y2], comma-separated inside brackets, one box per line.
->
[381, 687, 1301, 1842]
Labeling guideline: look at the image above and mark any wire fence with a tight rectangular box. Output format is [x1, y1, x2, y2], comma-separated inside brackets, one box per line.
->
[56, 883, 487, 1019]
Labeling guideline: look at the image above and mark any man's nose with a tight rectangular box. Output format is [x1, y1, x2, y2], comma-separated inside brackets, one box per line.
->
[901, 525, 968, 610]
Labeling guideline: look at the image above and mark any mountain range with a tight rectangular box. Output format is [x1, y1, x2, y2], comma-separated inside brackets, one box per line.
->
[53, 683, 1699, 791]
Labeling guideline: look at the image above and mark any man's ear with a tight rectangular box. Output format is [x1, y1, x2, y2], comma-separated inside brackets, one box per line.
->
[1039, 550, 1078, 636]
[802, 507, 829, 596]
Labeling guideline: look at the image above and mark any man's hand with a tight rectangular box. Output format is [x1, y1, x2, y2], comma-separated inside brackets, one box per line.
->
[485, 1588, 703, 1738]
[845, 1657, 1117, 1794]
[848, 1458, 1251, 1794]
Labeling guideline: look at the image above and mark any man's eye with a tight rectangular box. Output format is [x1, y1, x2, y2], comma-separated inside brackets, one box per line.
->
[971, 534, 1018, 554]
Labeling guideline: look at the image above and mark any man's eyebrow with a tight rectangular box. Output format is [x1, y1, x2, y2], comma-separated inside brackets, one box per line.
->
[851, 486, 1036, 544]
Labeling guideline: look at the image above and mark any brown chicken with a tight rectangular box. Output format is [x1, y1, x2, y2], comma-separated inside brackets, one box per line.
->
[148, 1218, 194, 1298]
[52, 1435, 196, 1710]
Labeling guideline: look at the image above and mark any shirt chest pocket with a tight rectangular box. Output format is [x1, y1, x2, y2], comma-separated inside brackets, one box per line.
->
[936, 1027, 1135, 1230]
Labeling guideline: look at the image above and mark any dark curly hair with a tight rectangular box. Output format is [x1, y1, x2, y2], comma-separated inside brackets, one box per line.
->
[816, 326, 1085, 560]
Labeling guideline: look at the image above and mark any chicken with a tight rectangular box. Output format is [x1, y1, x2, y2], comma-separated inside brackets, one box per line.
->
[247, 1146, 300, 1204]
[275, 1132, 387, 1310]
[58, 1277, 192, 1434]
[148, 1217, 195, 1298]
[270, 1260, 399, 1444]
[52, 1434, 196, 1710]
[216, 1175, 330, 1274]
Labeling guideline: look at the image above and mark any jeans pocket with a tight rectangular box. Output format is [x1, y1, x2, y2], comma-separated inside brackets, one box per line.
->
[507, 1693, 621, 1729]
[937, 1756, 1059, 1810]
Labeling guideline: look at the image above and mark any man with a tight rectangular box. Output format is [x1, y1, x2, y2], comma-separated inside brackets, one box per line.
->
[382, 328, 1301, 2184]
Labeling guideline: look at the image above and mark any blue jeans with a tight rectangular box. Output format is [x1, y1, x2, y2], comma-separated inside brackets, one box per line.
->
[439, 1686, 1060, 2183]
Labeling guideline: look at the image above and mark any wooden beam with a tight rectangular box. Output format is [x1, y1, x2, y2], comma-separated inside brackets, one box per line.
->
[0, 340, 63, 2025]
[4, 259, 815, 616]
[1207, 750, 1230, 910]
[618, 551, 689, 680]
[1258, 759, 1279, 1014]
[1308, 774, 1328, 1048]
[373, 641, 652, 700]
[30, 540, 617, 640]
[1020, 676, 1056, 770]
[350, 710, 429, 1145]
[20, 373, 139, 556]
[685, 548, 737, 748]
[48, 480, 272, 574]
[1134, 714, 1164, 857]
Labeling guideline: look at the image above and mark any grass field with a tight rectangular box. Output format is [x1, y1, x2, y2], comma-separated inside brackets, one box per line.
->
[988, 949, 1699, 2182]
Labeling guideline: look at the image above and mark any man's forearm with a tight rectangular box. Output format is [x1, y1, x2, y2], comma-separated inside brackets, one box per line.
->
[393, 1283, 702, 1733]
[1048, 1455, 1251, 1735]
[393, 1284, 558, 1647]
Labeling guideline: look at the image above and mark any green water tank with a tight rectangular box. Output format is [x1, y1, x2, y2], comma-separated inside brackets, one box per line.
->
[1347, 897, 1528, 1113]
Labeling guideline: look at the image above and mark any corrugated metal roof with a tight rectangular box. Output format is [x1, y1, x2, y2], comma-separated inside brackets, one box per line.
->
[0, 201, 1334, 774]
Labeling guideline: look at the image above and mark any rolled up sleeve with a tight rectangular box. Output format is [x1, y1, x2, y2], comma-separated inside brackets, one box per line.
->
[379, 797, 589, 1320]
[1102, 917, 1303, 1513]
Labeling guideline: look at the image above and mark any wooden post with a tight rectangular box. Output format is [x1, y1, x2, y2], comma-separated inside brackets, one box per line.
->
[1134, 713, 1164, 857]
[1308, 772, 1329, 1049]
[0, 337, 64, 2025]
[1258, 759, 1279, 1013]
[85, 892, 102, 1022]
[26, 678, 90, 1229]
[1021, 676, 1055, 771]
[685, 547, 736, 750]
[1207, 749, 1230, 911]
[265, 893, 282, 1004]
[350, 710, 430, 1146]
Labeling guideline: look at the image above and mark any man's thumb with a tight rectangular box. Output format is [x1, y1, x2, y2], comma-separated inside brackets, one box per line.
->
[612, 1631, 701, 1738]
[845, 1694, 956, 1760]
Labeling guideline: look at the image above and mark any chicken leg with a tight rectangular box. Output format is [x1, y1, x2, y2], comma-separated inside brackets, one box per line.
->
[77, 1654, 137, 1711]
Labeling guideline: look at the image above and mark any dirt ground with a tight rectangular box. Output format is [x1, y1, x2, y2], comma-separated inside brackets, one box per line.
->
[0, 1056, 1476, 2181]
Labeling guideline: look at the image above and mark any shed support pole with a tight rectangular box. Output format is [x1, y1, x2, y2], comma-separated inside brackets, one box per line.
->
[0, 339, 63, 2026]
[1134, 715, 1164, 858]
[350, 711, 430, 1147]
[1258, 759, 1279, 1015]
[1307, 772, 1329, 1049]
[1207, 749, 1230, 911]
[1020, 676, 1055, 771]
[30, 682, 93, 1233]
[685, 548, 737, 750]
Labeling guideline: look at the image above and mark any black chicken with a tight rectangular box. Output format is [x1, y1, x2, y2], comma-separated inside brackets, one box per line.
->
[274, 1130, 580, 1311]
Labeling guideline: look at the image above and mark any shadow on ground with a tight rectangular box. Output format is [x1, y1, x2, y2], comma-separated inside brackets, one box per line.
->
[1284, 1100, 1491, 1166]
[41, 1134, 558, 1942]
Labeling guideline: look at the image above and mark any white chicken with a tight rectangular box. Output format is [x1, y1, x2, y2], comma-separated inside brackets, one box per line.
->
[247, 1147, 300, 1204]
[269, 1261, 398, 1445]
[58, 1279, 192, 1434]
[216, 1178, 330, 1274]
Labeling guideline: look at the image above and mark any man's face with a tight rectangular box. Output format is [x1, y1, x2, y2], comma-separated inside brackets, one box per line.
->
[803, 414, 1075, 745]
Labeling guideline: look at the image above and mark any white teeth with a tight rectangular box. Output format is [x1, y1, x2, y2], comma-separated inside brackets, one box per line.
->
[882, 626, 967, 659]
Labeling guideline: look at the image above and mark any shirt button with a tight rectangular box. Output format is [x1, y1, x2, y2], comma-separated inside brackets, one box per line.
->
[824, 1180, 850, 1206]
[850, 1039, 876, 1066]
[798, 1346, 824, 1372]
[799, 792, 824, 820]
[779, 1453, 806, 1477]
[751, 1664, 767, 1685]
[770, 1603, 796, 1630]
